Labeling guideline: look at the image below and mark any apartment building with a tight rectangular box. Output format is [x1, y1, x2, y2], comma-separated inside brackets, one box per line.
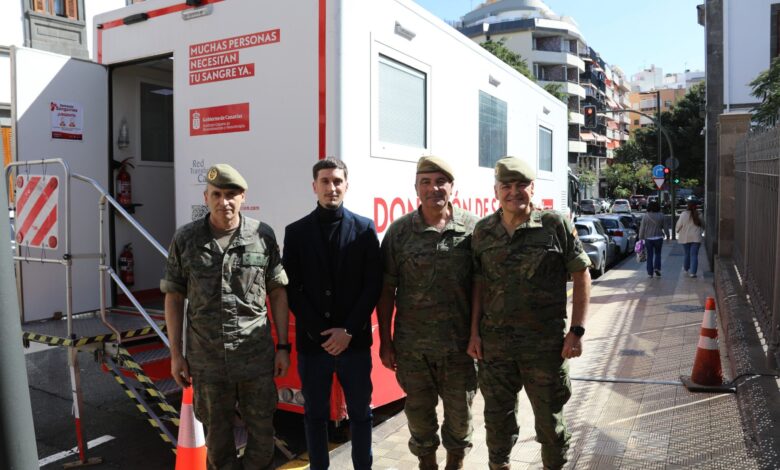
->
[457, 0, 631, 196]
[627, 87, 688, 133]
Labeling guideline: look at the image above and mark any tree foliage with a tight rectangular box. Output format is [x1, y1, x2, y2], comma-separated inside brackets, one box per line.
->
[750, 56, 780, 127]
[575, 166, 597, 188]
[481, 39, 533, 80]
[481, 39, 567, 103]
[602, 162, 655, 196]
[615, 83, 705, 186]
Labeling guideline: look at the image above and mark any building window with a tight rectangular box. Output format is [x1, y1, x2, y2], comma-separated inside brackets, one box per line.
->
[633, 119, 640, 125]
[538, 126, 553, 172]
[378, 55, 427, 149]
[32, 0, 78, 19]
[140, 83, 174, 162]
[664, 100, 673, 108]
[479, 91, 507, 168]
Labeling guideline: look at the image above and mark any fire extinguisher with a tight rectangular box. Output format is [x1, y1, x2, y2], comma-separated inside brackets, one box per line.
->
[116, 157, 134, 207]
[118, 243, 135, 287]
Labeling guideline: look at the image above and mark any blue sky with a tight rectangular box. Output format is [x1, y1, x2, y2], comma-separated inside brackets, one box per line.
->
[412, 0, 704, 79]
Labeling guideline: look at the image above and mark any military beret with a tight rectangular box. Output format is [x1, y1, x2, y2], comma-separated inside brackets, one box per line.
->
[494, 157, 536, 183]
[416, 156, 454, 182]
[205, 163, 248, 191]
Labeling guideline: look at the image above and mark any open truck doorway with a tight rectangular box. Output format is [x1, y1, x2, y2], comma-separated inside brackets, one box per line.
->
[110, 56, 175, 313]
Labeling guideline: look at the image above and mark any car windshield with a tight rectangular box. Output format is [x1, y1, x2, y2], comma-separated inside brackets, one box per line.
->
[600, 219, 619, 229]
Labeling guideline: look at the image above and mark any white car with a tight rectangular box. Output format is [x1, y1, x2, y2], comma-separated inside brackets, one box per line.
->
[611, 199, 632, 213]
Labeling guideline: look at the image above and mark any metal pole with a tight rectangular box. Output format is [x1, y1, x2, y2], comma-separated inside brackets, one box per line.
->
[0, 168, 39, 470]
[657, 90, 662, 201]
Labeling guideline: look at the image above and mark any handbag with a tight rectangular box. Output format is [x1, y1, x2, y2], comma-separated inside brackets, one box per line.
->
[635, 240, 646, 263]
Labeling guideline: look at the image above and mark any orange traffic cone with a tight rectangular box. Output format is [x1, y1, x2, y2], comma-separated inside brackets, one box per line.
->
[175, 386, 207, 470]
[680, 297, 735, 393]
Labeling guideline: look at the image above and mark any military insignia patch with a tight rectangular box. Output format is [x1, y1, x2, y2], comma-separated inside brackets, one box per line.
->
[207, 168, 218, 181]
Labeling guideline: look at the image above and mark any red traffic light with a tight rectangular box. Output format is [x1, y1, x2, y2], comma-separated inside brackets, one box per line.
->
[663, 167, 670, 174]
[585, 107, 593, 115]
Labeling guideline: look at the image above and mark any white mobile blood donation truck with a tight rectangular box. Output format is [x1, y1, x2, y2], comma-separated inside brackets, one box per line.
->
[9, 0, 569, 456]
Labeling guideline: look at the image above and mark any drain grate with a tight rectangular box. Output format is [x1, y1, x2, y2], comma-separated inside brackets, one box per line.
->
[619, 349, 646, 356]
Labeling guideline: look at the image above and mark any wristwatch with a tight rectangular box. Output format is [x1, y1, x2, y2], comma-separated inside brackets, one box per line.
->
[276, 343, 292, 352]
[570, 326, 585, 337]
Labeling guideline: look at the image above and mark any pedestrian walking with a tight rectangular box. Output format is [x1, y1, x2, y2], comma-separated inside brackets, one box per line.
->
[283, 157, 381, 470]
[161, 164, 290, 470]
[675, 201, 704, 277]
[638, 200, 669, 278]
[468, 157, 592, 470]
[377, 156, 479, 470]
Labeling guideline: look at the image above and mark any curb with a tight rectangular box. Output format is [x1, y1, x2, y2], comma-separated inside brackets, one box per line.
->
[714, 256, 780, 467]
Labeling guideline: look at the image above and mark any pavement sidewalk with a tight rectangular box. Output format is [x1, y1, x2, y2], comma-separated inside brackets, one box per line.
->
[325, 240, 770, 469]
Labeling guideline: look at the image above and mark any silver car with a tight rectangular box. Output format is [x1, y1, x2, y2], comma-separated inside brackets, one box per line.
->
[575, 218, 616, 278]
[595, 214, 637, 256]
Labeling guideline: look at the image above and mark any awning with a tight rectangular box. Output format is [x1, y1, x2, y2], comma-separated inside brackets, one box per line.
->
[607, 140, 620, 150]
[580, 132, 595, 142]
[607, 121, 618, 130]
[595, 134, 609, 143]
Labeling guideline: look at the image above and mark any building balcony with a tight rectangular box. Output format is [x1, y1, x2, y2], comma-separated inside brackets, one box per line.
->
[539, 80, 585, 99]
[532, 50, 585, 72]
[568, 139, 587, 154]
[569, 111, 584, 125]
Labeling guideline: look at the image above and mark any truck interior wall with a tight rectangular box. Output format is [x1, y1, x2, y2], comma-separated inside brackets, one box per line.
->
[111, 62, 175, 294]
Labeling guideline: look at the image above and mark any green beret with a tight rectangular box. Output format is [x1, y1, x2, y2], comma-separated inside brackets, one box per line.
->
[494, 157, 535, 183]
[416, 156, 454, 182]
[206, 163, 248, 191]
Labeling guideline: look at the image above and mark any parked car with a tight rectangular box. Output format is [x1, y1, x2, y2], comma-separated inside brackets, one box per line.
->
[630, 194, 647, 210]
[575, 218, 616, 278]
[611, 199, 632, 213]
[594, 214, 637, 256]
[579, 199, 599, 214]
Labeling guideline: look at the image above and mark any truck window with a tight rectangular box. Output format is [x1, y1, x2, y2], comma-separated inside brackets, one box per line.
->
[140, 82, 173, 163]
[478, 90, 507, 168]
[538, 125, 552, 172]
[378, 55, 426, 149]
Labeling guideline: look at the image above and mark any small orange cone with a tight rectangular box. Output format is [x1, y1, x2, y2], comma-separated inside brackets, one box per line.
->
[680, 297, 735, 393]
[175, 386, 207, 470]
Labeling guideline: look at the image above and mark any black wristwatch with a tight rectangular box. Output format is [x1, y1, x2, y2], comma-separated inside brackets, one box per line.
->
[276, 343, 292, 352]
[570, 326, 585, 337]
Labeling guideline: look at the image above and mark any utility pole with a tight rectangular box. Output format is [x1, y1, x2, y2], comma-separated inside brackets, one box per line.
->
[0, 174, 39, 469]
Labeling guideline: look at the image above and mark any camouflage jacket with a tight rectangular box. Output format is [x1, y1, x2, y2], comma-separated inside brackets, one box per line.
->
[472, 209, 590, 356]
[161, 214, 288, 383]
[382, 205, 479, 356]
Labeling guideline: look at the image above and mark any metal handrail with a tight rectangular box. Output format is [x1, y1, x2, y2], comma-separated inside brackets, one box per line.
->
[5, 158, 170, 347]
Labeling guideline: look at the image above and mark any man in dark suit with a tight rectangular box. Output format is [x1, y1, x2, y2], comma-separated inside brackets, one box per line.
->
[283, 157, 382, 470]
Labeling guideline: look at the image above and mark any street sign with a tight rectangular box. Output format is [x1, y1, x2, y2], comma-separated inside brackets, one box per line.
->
[652, 164, 666, 179]
[664, 157, 679, 171]
[653, 177, 665, 189]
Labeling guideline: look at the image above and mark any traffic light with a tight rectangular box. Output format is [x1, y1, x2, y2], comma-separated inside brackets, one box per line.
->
[673, 176, 680, 185]
[663, 167, 670, 177]
[583, 105, 596, 129]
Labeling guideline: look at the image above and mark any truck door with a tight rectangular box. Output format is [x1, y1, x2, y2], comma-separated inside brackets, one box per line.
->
[11, 46, 109, 321]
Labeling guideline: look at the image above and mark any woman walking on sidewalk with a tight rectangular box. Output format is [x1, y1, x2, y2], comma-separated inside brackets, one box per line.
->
[676, 201, 704, 277]
[638, 201, 669, 277]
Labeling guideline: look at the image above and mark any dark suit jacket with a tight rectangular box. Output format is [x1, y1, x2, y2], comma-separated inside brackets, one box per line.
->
[283, 206, 382, 353]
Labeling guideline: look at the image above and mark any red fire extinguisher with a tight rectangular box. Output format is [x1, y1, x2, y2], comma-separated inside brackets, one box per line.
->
[118, 243, 135, 287]
[116, 157, 134, 207]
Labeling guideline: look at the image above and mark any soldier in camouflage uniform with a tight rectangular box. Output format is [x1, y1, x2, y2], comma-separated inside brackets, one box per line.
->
[378, 156, 479, 470]
[162, 164, 290, 470]
[468, 157, 591, 470]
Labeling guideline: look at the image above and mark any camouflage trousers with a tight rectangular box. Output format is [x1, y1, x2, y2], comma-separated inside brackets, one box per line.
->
[193, 376, 278, 470]
[395, 351, 477, 457]
[479, 353, 572, 470]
